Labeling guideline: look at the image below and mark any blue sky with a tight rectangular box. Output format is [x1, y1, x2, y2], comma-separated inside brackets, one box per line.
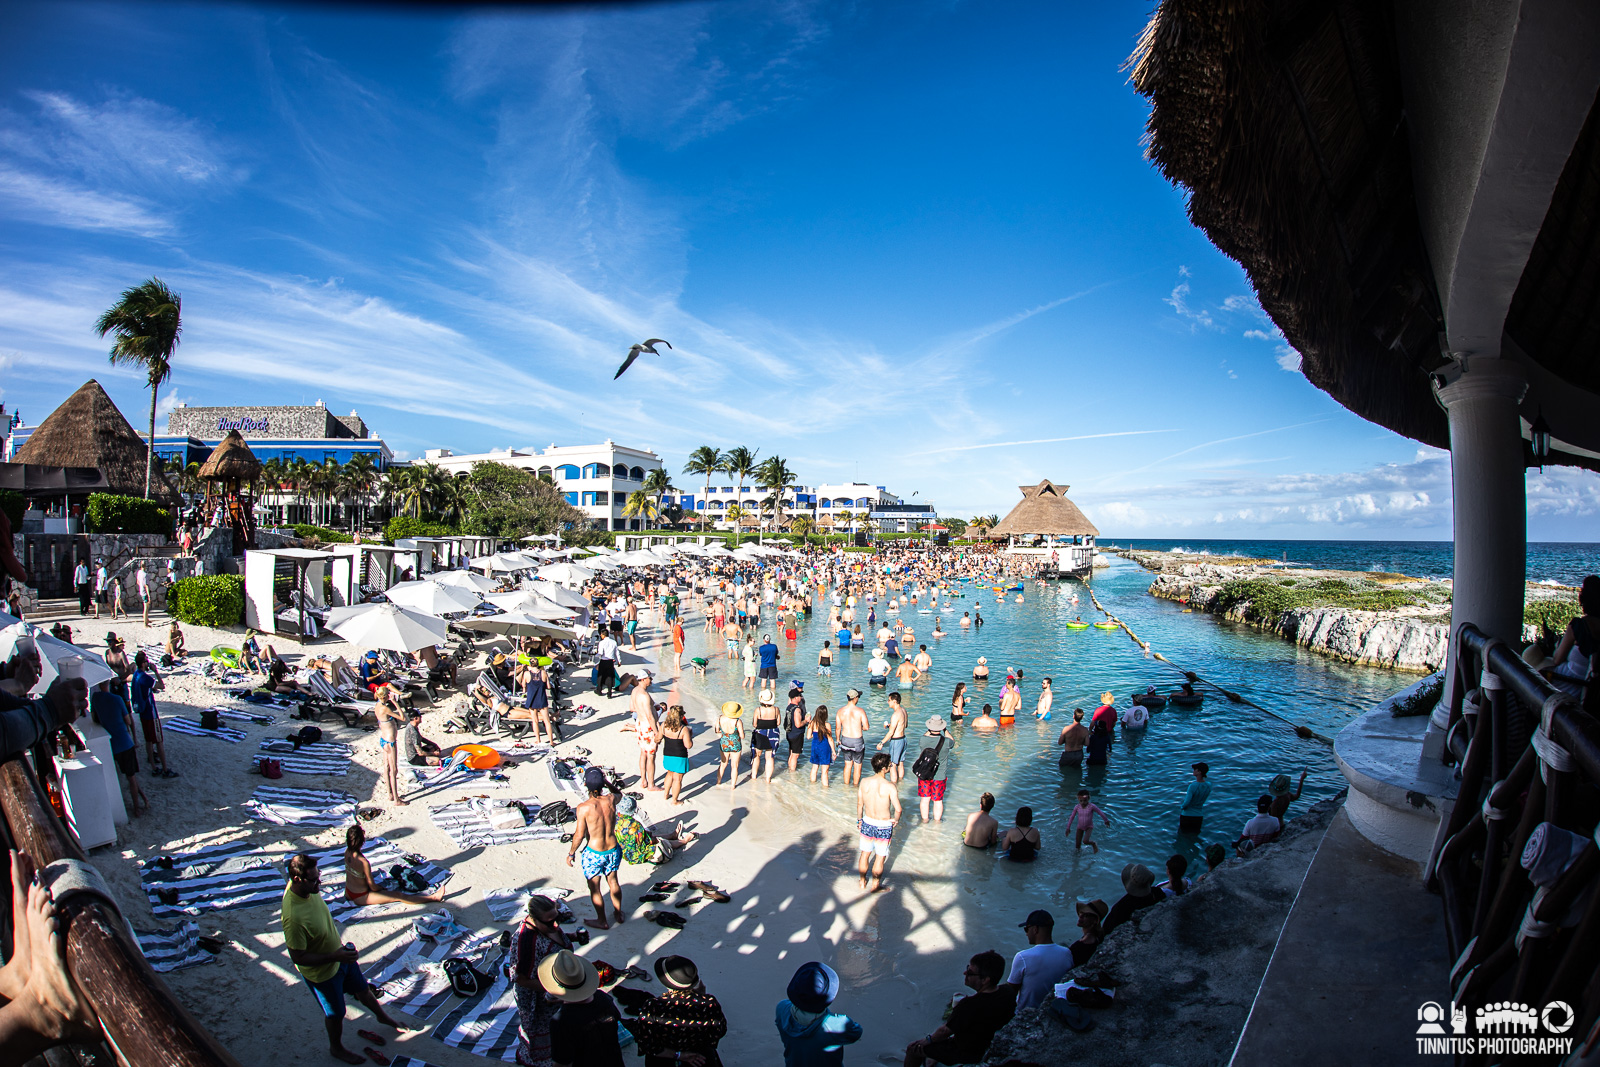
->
[2, 0, 1595, 539]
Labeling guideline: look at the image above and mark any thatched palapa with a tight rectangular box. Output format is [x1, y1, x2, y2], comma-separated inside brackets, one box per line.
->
[13, 379, 181, 505]
[197, 430, 262, 483]
[990, 480, 1099, 538]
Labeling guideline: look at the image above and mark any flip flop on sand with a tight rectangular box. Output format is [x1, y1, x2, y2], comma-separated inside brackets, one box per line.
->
[363, 1047, 390, 1065]
[687, 880, 720, 893]
[637, 892, 669, 903]
[650, 881, 680, 892]
[699, 888, 732, 903]
[357, 1030, 386, 1046]
[644, 911, 687, 929]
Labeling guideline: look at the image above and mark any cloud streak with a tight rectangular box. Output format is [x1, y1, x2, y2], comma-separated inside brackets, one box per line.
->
[907, 429, 1178, 457]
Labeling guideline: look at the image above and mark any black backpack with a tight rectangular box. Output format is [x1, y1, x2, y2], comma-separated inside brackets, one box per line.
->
[912, 734, 947, 781]
[538, 800, 574, 826]
[444, 957, 490, 998]
[200, 710, 221, 731]
[295, 725, 322, 748]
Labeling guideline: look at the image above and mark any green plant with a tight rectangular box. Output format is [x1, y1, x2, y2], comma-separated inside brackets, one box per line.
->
[0, 490, 24, 530]
[1525, 598, 1581, 634]
[169, 574, 245, 627]
[84, 493, 172, 534]
[1214, 579, 1299, 622]
[384, 515, 457, 543]
[95, 277, 181, 499]
[292, 523, 353, 544]
[1392, 674, 1444, 718]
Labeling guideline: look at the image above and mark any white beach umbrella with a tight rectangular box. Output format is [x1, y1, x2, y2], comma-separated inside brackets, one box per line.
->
[0, 622, 116, 693]
[523, 580, 589, 609]
[701, 544, 734, 556]
[383, 580, 480, 616]
[471, 613, 578, 640]
[432, 569, 499, 594]
[536, 562, 595, 586]
[483, 552, 534, 572]
[520, 534, 560, 543]
[648, 543, 679, 556]
[584, 556, 623, 571]
[580, 545, 616, 555]
[484, 591, 576, 620]
[325, 602, 450, 652]
[612, 550, 663, 567]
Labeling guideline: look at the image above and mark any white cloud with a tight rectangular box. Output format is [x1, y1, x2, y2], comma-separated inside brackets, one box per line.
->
[1275, 346, 1302, 372]
[1243, 329, 1273, 341]
[0, 166, 170, 236]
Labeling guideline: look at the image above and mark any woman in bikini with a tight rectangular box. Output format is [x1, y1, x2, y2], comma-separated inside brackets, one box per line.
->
[374, 685, 408, 806]
[343, 824, 443, 907]
[659, 706, 692, 805]
[950, 681, 970, 722]
[715, 701, 745, 789]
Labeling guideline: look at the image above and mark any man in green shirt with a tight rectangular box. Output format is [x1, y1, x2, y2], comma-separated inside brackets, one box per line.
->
[281, 853, 405, 1064]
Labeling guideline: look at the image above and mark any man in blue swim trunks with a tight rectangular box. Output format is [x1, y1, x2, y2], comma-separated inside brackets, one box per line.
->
[567, 768, 624, 929]
[282, 853, 406, 1064]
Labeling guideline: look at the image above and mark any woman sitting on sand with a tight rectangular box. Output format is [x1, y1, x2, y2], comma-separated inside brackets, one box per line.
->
[164, 621, 186, 661]
[343, 824, 442, 907]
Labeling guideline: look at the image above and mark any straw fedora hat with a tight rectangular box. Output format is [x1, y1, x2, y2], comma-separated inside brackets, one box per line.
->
[1075, 899, 1110, 922]
[1522, 644, 1555, 672]
[654, 954, 700, 991]
[1100, 691, 1115, 705]
[721, 700, 744, 719]
[1121, 862, 1156, 898]
[759, 689, 776, 706]
[537, 950, 599, 1003]
[926, 716, 947, 733]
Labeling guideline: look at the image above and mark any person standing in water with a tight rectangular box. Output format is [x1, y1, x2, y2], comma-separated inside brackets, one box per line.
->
[836, 690, 870, 786]
[1070, 789, 1111, 853]
[950, 681, 970, 721]
[807, 706, 834, 786]
[1058, 708, 1088, 769]
[856, 753, 901, 892]
[876, 692, 908, 783]
[1034, 678, 1053, 721]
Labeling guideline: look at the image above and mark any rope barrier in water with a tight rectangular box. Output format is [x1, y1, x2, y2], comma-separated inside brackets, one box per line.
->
[1083, 587, 1333, 745]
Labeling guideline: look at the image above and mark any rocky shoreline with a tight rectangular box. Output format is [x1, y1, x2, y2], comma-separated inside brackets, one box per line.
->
[1110, 549, 1577, 673]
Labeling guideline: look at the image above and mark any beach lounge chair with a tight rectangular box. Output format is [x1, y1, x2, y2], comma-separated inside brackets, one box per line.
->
[467, 673, 533, 738]
[302, 672, 374, 729]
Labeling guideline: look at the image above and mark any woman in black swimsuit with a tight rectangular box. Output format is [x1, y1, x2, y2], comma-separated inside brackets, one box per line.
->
[786, 689, 809, 772]
[752, 689, 781, 782]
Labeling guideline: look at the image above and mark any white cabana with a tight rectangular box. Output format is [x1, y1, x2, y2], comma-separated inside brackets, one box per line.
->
[701, 544, 735, 556]
[325, 602, 449, 652]
[383, 580, 481, 616]
[484, 591, 577, 620]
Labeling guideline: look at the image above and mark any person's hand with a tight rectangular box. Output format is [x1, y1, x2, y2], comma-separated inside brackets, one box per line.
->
[45, 676, 88, 728]
[338, 945, 359, 963]
[565, 853, 575, 867]
[678, 1054, 706, 1067]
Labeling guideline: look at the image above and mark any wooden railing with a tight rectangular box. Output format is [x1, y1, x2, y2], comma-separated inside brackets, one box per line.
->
[1428, 623, 1600, 1040]
[0, 754, 241, 1067]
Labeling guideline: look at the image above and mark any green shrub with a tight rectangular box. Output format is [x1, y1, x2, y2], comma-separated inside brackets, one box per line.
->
[0, 490, 24, 530]
[85, 493, 172, 535]
[384, 515, 456, 543]
[1393, 674, 1444, 717]
[1525, 598, 1581, 635]
[292, 524, 353, 544]
[1215, 579, 1298, 622]
[169, 574, 245, 627]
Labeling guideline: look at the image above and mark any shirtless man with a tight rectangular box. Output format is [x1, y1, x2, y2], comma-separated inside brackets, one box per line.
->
[894, 656, 919, 686]
[566, 768, 624, 929]
[722, 618, 742, 661]
[623, 599, 640, 651]
[631, 674, 660, 791]
[1057, 708, 1089, 769]
[962, 791, 1000, 848]
[836, 690, 870, 786]
[1035, 678, 1054, 721]
[876, 692, 909, 783]
[913, 645, 933, 673]
[856, 753, 902, 893]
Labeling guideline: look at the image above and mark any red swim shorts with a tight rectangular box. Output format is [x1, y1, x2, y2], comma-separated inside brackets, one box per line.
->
[916, 778, 947, 800]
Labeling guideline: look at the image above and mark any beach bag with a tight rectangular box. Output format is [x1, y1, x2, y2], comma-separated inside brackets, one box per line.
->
[200, 710, 221, 731]
[912, 735, 947, 781]
[443, 958, 490, 998]
[388, 865, 431, 894]
[296, 725, 323, 748]
[259, 758, 283, 780]
[539, 800, 574, 826]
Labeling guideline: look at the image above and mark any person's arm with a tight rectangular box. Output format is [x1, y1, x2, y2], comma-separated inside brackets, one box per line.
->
[566, 812, 591, 865]
[0, 679, 85, 764]
[1551, 622, 1578, 667]
[1290, 772, 1307, 802]
[890, 787, 902, 827]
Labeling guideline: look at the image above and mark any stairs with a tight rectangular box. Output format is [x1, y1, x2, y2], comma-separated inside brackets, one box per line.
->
[23, 598, 170, 625]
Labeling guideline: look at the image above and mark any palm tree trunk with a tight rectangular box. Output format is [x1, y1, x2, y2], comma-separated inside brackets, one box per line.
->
[145, 383, 158, 499]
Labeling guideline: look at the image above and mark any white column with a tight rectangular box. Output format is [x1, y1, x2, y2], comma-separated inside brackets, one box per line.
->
[1426, 357, 1527, 756]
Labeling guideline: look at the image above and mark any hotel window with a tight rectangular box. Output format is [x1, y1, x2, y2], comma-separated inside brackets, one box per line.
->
[555, 464, 580, 480]
[564, 492, 579, 506]
[629, 466, 646, 480]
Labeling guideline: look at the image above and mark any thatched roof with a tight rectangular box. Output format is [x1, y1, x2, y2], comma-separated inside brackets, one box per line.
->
[1128, 0, 1600, 471]
[990, 481, 1099, 537]
[198, 430, 262, 482]
[14, 380, 180, 504]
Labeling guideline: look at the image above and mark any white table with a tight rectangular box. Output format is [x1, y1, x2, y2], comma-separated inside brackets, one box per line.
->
[54, 752, 118, 850]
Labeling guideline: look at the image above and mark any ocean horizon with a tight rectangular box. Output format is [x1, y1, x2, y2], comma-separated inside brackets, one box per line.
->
[1106, 538, 1599, 587]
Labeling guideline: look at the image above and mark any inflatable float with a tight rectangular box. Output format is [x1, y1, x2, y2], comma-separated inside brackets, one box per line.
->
[1170, 691, 1205, 707]
[1093, 622, 1120, 630]
[451, 744, 502, 770]
[1131, 692, 1168, 709]
[1065, 622, 1090, 630]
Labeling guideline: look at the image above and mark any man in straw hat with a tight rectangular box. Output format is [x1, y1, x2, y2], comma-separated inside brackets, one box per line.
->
[1102, 863, 1166, 935]
[540, 950, 624, 1066]
[630, 955, 728, 1066]
[856, 752, 901, 893]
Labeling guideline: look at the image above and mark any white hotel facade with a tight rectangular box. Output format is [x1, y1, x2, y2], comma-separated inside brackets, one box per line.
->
[421, 445, 936, 533]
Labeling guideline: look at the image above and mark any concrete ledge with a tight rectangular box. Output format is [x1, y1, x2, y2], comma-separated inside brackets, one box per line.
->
[1333, 677, 1458, 866]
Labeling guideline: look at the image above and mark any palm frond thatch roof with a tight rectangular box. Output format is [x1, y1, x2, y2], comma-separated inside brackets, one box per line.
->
[989, 480, 1099, 537]
[197, 430, 262, 482]
[13, 379, 180, 505]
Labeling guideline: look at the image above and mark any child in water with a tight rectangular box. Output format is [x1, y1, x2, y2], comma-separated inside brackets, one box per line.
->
[1070, 789, 1111, 853]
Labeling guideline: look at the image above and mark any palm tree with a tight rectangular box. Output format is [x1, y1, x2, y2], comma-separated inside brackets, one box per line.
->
[642, 467, 677, 528]
[343, 453, 378, 531]
[791, 514, 814, 547]
[755, 456, 796, 537]
[623, 489, 658, 527]
[95, 278, 182, 499]
[722, 446, 758, 546]
[682, 445, 724, 533]
[723, 502, 748, 537]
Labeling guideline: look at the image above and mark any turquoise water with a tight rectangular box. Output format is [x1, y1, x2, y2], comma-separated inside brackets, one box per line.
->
[676, 555, 1403, 911]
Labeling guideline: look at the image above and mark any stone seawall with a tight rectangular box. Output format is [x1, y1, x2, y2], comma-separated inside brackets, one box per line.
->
[1147, 572, 1448, 672]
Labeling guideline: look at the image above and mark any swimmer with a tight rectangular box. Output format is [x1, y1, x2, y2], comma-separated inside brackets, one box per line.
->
[962, 792, 999, 848]
[1057, 708, 1088, 768]
[972, 704, 998, 731]
[960, 612, 971, 629]
[1034, 678, 1053, 721]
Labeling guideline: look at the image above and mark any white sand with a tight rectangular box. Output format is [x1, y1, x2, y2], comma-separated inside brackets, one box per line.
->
[61, 604, 985, 1067]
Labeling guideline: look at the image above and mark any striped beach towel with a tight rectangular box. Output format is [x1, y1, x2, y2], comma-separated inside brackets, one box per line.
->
[211, 705, 277, 726]
[163, 717, 247, 743]
[431, 974, 520, 1062]
[428, 797, 564, 850]
[246, 786, 359, 827]
[370, 930, 499, 1022]
[483, 888, 576, 924]
[253, 739, 353, 776]
[140, 836, 451, 922]
[134, 921, 214, 973]
[389, 1058, 448, 1067]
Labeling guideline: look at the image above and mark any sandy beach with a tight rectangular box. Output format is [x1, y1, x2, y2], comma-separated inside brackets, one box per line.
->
[59, 602, 975, 1067]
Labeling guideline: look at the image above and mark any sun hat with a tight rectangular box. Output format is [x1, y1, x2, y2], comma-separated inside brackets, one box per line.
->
[846, 688, 862, 700]
[1121, 863, 1156, 897]
[926, 716, 947, 733]
[493, 653, 506, 665]
[654, 954, 700, 990]
[759, 689, 775, 706]
[1522, 644, 1555, 671]
[1269, 773, 1293, 796]
[786, 961, 840, 1013]
[1100, 691, 1114, 704]
[538, 950, 600, 1003]
[1075, 899, 1110, 921]
[721, 700, 744, 719]
[616, 794, 638, 815]
[977, 657, 986, 664]
[1018, 908, 1054, 929]
[104, 633, 121, 647]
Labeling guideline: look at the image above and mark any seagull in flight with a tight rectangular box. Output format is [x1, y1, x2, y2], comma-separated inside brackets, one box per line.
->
[614, 338, 672, 380]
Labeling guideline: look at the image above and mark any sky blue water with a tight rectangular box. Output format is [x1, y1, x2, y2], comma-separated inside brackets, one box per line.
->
[1113, 538, 1600, 587]
[676, 554, 1402, 915]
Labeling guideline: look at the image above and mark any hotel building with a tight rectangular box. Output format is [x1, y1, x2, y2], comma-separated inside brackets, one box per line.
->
[421, 442, 665, 531]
